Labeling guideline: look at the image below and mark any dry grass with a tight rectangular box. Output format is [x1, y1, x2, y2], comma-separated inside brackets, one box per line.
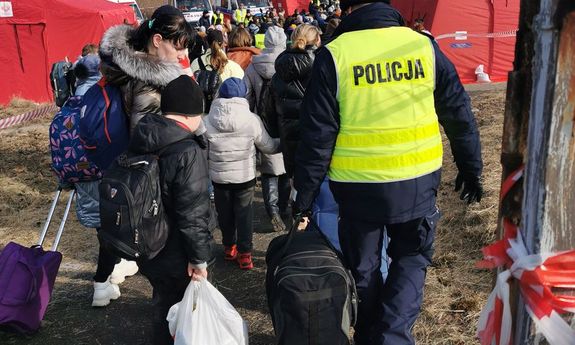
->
[0, 98, 44, 119]
[0, 89, 506, 344]
[413, 90, 505, 344]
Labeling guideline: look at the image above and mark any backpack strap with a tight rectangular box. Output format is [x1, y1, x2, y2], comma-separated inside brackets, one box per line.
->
[155, 133, 198, 158]
[197, 55, 207, 71]
[257, 78, 271, 110]
[97, 78, 112, 144]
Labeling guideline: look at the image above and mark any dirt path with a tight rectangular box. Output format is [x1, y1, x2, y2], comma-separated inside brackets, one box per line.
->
[0, 90, 505, 345]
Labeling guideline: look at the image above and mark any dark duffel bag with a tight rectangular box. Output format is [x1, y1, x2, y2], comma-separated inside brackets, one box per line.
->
[265, 219, 358, 345]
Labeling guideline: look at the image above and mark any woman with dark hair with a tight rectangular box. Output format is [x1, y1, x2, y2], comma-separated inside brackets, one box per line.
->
[93, 2, 190, 306]
[99, 5, 192, 130]
[99, 7, 214, 345]
[227, 27, 261, 70]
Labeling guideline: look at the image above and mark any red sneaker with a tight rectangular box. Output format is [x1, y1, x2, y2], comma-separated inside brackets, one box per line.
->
[224, 245, 238, 261]
[237, 252, 254, 270]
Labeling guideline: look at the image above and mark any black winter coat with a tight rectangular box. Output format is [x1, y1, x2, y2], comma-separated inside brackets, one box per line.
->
[129, 115, 214, 279]
[269, 47, 315, 177]
[198, 16, 211, 29]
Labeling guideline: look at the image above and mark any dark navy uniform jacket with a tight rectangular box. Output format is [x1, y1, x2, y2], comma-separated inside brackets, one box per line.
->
[293, 2, 483, 224]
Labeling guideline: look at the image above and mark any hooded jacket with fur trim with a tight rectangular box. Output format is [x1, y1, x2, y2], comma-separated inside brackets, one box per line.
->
[99, 25, 183, 129]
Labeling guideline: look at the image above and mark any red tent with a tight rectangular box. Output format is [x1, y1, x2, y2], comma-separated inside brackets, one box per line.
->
[0, 0, 134, 104]
[390, 0, 520, 83]
[274, 0, 310, 15]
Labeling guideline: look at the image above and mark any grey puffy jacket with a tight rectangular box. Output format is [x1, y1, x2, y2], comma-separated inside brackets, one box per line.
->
[205, 97, 280, 184]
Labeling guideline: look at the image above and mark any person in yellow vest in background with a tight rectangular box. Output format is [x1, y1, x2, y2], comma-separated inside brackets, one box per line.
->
[293, 1, 483, 344]
[244, 9, 253, 26]
[234, 3, 247, 25]
[254, 31, 265, 49]
[212, 7, 224, 26]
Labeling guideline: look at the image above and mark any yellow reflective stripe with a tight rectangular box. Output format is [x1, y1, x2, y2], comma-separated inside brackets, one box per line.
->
[336, 121, 440, 148]
[330, 142, 443, 171]
[329, 159, 442, 183]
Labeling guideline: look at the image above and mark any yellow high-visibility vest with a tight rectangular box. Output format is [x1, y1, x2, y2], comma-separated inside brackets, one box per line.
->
[326, 27, 443, 183]
[212, 12, 224, 25]
[234, 8, 246, 24]
[254, 33, 265, 49]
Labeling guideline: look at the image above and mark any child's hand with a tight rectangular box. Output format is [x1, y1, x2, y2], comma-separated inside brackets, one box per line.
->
[187, 263, 208, 281]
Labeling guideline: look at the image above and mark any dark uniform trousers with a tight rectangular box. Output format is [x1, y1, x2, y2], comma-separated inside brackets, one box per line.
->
[338, 207, 440, 345]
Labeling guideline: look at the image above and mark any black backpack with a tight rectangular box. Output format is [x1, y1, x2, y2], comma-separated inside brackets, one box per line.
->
[193, 57, 221, 112]
[257, 78, 279, 138]
[98, 153, 169, 261]
[265, 220, 358, 345]
[50, 61, 75, 107]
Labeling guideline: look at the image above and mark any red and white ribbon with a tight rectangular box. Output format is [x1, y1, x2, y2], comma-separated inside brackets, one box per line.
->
[0, 104, 59, 130]
[477, 166, 575, 345]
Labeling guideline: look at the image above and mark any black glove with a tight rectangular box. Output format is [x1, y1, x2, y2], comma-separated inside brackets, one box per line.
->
[455, 172, 483, 204]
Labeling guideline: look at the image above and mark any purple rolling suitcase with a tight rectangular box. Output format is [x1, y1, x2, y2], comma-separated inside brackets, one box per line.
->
[0, 188, 75, 334]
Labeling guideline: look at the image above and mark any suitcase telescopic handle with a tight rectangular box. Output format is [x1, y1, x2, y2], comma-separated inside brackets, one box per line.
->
[51, 190, 75, 251]
[38, 188, 62, 246]
[38, 188, 75, 251]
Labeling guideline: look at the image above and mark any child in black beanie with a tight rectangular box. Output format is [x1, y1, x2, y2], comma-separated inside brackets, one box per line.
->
[129, 75, 214, 345]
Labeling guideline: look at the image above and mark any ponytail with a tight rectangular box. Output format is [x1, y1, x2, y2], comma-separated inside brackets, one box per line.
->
[129, 19, 153, 52]
[290, 24, 321, 51]
[210, 41, 229, 73]
[292, 37, 307, 51]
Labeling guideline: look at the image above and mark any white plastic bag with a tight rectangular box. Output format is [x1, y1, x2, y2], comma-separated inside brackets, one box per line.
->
[475, 64, 492, 83]
[166, 279, 248, 345]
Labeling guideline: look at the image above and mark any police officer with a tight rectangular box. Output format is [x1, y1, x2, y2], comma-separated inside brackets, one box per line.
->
[212, 8, 224, 26]
[293, 1, 483, 344]
[234, 3, 247, 25]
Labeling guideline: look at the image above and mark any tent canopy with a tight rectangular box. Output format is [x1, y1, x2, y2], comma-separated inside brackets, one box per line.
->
[391, 0, 520, 83]
[0, 0, 134, 104]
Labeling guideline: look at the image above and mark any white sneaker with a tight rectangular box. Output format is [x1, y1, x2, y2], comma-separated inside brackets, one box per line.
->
[110, 259, 139, 285]
[92, 279, 121, 307]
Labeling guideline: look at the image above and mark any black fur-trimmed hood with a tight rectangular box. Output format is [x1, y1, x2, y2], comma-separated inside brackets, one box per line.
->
[99, 25, 182, 87]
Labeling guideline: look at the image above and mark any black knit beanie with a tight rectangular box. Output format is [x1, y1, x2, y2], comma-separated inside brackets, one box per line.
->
[161, 76, 204, 116]
[339, 0, 390, 11]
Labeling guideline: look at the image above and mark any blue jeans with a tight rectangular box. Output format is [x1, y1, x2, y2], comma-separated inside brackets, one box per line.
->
[312, 179, 389, 278]
[261, 174, 290, 218]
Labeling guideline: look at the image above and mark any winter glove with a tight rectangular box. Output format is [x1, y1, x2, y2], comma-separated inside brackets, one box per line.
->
[455, 172, 483, 204]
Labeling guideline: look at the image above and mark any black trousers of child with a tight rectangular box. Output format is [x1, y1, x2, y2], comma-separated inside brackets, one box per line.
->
[94, 228, 120, 282]
[214, 185, 255, 253]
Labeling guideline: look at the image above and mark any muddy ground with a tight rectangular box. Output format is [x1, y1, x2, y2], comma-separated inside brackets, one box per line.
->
[0, 89, 505, 345]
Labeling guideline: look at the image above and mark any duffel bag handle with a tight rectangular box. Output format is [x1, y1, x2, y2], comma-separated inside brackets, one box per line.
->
[270, 216, 303, 267]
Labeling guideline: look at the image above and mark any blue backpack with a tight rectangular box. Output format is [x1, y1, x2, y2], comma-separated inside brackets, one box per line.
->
[49, 96, 102, 185]
[79, 79, 130, 170]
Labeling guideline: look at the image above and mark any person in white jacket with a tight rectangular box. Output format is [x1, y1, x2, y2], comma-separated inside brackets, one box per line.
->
[205, 77, 279, 270]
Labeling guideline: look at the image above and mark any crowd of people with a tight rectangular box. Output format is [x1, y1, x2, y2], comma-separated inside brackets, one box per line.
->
[66, 0, 482, 344]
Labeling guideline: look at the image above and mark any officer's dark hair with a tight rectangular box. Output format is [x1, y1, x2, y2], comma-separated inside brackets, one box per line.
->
[129, 5, 193, 53]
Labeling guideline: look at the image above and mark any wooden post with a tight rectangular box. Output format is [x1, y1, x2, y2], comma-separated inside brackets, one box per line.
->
[503, 0, 575, 343]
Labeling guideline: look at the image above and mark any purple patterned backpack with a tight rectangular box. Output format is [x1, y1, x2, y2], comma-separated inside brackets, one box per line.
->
[50, 96, 101, 185]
